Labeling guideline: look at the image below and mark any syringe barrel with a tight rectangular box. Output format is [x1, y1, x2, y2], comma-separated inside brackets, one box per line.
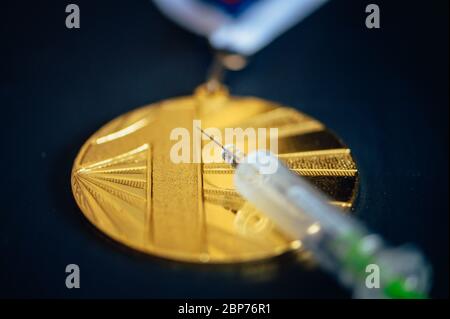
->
[234, 151, 431, 298]
[234, 151, 361, 241]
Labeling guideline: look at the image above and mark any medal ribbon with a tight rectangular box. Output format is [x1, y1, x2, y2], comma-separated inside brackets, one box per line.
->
[153, 0, 328, 55]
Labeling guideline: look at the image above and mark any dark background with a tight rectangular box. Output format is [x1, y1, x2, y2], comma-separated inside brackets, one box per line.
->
[0, 0, 448, 298]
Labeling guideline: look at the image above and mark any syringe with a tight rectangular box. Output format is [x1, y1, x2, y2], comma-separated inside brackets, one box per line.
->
[199, 128, 431, 299]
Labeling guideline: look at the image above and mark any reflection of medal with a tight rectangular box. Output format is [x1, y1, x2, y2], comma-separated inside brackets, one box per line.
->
[71, 0, 358, 263]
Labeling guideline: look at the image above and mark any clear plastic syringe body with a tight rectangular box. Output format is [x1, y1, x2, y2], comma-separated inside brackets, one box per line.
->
[233, 150, 431, 299]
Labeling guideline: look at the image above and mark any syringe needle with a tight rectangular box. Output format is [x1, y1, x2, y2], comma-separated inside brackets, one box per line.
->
[196, 127, 222, 148]
[196, 126, 240, 166]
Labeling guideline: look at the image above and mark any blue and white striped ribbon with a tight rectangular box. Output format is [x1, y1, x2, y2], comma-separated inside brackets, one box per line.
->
[153, 0, 328, 55]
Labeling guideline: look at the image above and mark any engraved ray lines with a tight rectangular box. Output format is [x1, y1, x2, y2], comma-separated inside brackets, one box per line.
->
[278, 148, 357, 177]
[202, 148, 357, 209]
[94, 108, 156, 145]
[203, 149, 357, 177]
[73, 144, 150, 235]
[203, 184, 245, 211]
[232, 107, 324, 137]
[96, 118, 150, 144]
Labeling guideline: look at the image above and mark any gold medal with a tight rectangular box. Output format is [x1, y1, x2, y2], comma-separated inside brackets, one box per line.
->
[71, 83, 358, 263]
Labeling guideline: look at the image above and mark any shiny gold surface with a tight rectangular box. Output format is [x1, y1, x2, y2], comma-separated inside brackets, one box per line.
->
[71, 86, 358, 263]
